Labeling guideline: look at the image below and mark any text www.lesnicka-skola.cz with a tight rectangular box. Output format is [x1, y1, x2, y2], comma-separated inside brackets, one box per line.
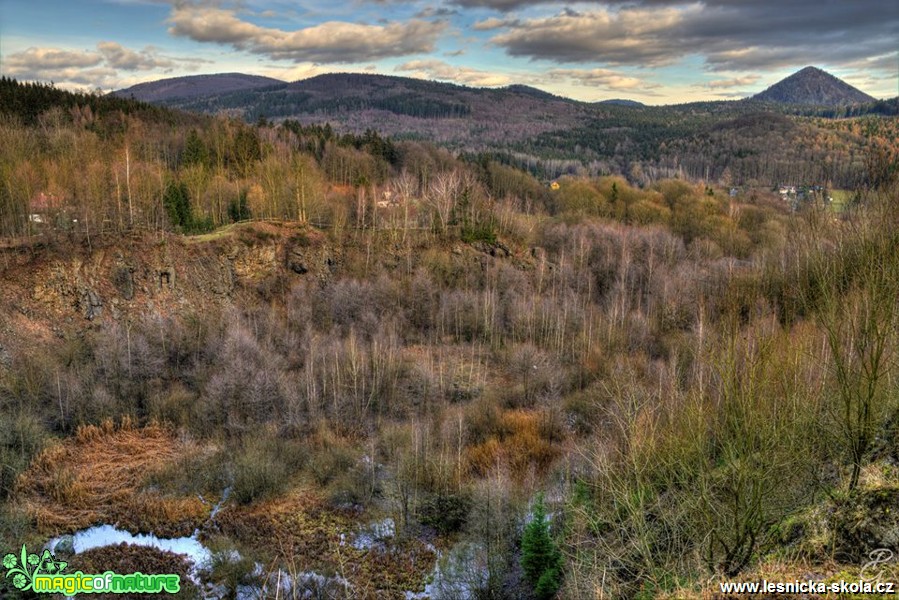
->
[719, 580, 895, 595]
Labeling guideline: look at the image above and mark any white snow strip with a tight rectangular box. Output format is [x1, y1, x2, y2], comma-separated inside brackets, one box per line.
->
[49, 524, 211, 568]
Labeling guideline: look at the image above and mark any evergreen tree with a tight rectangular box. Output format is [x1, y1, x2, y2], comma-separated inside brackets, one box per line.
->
[163, 181, 193, 230]
[520, 494, 563, 600]
[228, 190, 251, 222]
[182, 130, 209, 168]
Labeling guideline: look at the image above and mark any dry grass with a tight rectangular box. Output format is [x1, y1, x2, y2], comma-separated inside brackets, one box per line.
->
[215, 487, 437, 599]
[15, 418, 211, 537]
[467, 409, 560, 480]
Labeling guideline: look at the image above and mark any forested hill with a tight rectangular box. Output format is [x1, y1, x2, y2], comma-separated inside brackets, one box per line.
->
[0, 77, 198, 127]
[116, 72, 589, 144]
[752, 66, 876, 105]
[114, 73, 283, 103]
[105, 69, 899, 189]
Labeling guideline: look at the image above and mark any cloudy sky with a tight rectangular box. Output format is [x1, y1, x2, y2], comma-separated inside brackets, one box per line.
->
[1, 0, 896, 104]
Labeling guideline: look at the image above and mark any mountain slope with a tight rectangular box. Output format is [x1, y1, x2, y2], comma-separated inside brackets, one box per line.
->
[105, 70, 893, 188]
[114, 73, 284, 102]
[117, 72, 589, 146]
[597, 99, 645, 108]
[752, 66, 875, 105]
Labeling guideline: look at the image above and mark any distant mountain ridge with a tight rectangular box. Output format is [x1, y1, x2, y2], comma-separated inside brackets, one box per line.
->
[115, 73, 283, 102]
[114, 72, 590, 146]
[751, 66, 875, 105]
[101, 68, 895, 192]
[597, 99, 645, 108]
[114, 67, 879, 115]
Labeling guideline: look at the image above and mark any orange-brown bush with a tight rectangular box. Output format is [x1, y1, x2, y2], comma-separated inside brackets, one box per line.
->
[466, 409, 560, 480]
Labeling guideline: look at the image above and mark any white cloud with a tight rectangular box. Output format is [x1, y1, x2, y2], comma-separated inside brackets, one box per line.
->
[472, 17, 518, 31]
[3, 42, 210, 91]
[705, 75, 761, 89]
[5, 47, 104, 71]
[395, 59, 511, 87]
[167, 5, 447, 64]
[97, 42, 177, 71]
[546, 68, 656, 91]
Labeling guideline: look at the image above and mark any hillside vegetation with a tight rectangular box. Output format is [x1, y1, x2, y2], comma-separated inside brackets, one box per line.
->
[113, 70, 899, 188]
[1, 78, 899, 599]
[752, 66, 876, 105]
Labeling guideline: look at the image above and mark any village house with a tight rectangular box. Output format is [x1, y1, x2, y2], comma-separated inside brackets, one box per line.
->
[28, 192, 64, 224]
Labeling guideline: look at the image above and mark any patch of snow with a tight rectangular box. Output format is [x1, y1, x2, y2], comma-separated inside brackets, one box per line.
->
[405, 541, 484, 600]
[210, 486, 232, 519]
[352, 517, 395, 550]
[232, 569, 352, 600]
[47, 524, 213, 585]
[48, 524, 211, 567]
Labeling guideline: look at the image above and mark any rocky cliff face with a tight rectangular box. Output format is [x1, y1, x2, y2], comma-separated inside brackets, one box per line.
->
[0, 223, 340, 356]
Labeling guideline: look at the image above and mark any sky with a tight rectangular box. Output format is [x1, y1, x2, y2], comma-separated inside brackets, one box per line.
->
[0, 0, 897, 105]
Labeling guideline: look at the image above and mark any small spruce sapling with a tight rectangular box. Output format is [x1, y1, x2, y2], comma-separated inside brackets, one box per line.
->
[521, 493, 563, 599]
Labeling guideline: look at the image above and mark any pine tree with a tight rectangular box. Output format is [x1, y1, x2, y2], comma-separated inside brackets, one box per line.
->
[520, 494, 563, 600]
[182, 130, 209, 168]
[228, 190, 251, 222]
[163, 181, 193, 230]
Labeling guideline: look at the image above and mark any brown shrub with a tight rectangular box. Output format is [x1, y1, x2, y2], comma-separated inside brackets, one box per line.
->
[465, 409, 560, 480]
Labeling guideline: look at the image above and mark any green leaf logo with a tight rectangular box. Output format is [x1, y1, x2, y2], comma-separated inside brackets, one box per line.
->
[3, 544, 66, 592]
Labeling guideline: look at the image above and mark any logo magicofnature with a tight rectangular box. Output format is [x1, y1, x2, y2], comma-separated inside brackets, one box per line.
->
[3, 544, 180, 596]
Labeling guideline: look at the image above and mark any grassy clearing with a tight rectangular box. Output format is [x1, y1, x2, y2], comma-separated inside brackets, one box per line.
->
[829, 189, 855, 212]
[15, 419, 212, 537]
[182, 223, 240, 244]
[183, 220, 302, 244]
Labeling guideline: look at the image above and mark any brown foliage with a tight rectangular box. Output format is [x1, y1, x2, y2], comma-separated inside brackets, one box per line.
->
[15, 418, 210, 537]
[216, 488, 437, 599]
[466, 408, 560, 480]
[67, 543, 196, 600]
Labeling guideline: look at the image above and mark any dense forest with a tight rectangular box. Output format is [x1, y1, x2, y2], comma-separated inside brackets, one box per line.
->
[1, 78, 899, 599]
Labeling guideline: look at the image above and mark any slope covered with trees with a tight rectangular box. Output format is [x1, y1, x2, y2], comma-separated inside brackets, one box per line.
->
[1, 78, 899, 599]
[752, 66, 876, 105]
[111, 69, 897, 189]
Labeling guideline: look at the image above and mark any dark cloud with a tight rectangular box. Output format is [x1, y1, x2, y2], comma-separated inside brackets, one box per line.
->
[479, 0, 898, 76]
[453, 0, 528, 10]
[167, 5, 447, 63]
[415, 7, 459, 18]
[489, 7, 689, 66]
